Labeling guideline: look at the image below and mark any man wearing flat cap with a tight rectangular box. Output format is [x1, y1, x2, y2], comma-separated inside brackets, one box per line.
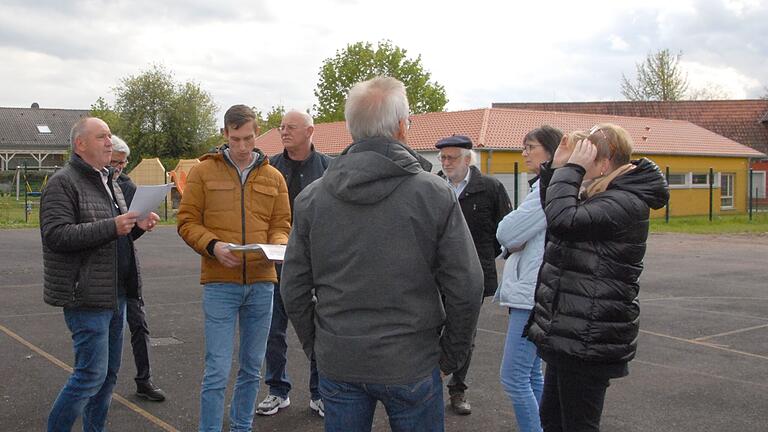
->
[436, 134, 512, 415]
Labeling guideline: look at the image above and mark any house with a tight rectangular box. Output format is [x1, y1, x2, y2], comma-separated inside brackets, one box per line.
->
[254, 108, 765, 217]
[492, 100, 768, 200]
[0, 104, 89, 170]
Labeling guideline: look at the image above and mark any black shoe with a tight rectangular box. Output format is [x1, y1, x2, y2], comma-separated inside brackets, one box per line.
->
[450, 393, 471, 415]
[136, 381, 166, 402]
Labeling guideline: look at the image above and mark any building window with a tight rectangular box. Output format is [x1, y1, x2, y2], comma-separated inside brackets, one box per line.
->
[720, 173, 734, 209]
[36, 125, 52, 134]
[691, 173, 710, 186]
[666, 173, 687, 187]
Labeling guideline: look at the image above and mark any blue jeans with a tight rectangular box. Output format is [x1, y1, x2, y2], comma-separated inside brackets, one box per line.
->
[200, 282, 273, 432]
[319, 367, 444, 432]
[500, 308, 544, 432]
[48, 296, 126, 432]
[264, 277, 319, 400]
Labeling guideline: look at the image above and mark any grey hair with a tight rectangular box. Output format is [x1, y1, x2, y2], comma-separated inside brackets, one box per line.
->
[285, 109, 314, 127]
[440, 148, 478, 165]
[69, 117, 91, 151]
[111, 135, 130, 157]
[344, 76, 409, 141]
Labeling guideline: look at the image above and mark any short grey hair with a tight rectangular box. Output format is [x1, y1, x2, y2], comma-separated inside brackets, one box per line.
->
[344, 76, 409, 141]
[111, 135, 130, 157]
[284, 110, 314, 127]
[69, 117, 91, 151]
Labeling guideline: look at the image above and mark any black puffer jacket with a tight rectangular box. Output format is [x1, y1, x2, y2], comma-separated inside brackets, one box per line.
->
[439, 166, 511, 297]
[527, 158, 668, 372]
[40, 155, 140, 309]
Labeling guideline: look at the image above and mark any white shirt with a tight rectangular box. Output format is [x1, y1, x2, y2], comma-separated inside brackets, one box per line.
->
[447, 167, 471, 198]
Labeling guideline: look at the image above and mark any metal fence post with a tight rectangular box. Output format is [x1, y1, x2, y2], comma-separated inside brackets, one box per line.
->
[708, 167, 714, 222]
[513, 162, 519, 209]
[665, 166, 670, 223]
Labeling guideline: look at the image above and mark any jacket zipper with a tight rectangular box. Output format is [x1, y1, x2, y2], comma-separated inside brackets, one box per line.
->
[226, 155, 259, 285]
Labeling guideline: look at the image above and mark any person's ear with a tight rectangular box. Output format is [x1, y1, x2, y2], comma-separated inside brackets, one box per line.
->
[396, 119, 408, 142]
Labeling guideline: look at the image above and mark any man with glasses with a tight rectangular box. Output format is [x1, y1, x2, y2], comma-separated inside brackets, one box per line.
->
[257, 110, 331, 418]
[436, 135, 512, 415]
[109, 135, 167, 403]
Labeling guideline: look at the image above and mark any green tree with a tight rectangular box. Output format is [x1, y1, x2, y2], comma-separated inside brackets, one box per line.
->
[313, 40, 448, 123]
[621, 49, 689, 101]
[89, 97, 123, 132]
[254, 105, 285, 133]
[101, 64, 218, 160]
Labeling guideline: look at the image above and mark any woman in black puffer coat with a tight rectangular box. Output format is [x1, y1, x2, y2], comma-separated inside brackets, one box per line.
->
[526, 124, 669, 432]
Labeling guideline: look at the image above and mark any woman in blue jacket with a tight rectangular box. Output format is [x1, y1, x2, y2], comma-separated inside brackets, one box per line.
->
[496, 125, 562, 432]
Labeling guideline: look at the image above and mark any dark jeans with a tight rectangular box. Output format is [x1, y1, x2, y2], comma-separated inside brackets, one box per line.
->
[264, 279, 319, 399]
[319, 367, 444, 432]
[126, 297, 152, 384]
[539, 363, 610, 432]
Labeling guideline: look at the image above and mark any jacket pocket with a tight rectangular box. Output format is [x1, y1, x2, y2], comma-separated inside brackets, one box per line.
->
[249, 182, 278, 219]
[205, 181, 236, 212]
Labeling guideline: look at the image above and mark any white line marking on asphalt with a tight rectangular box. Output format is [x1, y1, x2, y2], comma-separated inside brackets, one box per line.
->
[0, 323, 180, 432]
[693, 323, 768, 342]
[640, 329, 768, 361]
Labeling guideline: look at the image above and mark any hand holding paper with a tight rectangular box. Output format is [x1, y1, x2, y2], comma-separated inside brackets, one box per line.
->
[128, 184, 174, 218]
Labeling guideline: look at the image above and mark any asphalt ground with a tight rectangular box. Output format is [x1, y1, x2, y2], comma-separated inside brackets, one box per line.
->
[1, 227, 767, 431]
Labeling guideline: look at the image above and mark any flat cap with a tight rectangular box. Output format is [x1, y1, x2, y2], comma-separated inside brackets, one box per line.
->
[435, 134, 473, 149]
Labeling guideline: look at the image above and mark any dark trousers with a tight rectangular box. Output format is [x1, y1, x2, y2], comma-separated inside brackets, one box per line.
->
[539, 363, 610, 432]
[126, 297, 152, 384]
[264, 279, 320, 400]
[446, 297, 484, 396]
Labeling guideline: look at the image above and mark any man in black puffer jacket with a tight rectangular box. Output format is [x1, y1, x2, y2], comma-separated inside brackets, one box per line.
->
[527, 124, 669, 432]
[40, 117, 160, 432]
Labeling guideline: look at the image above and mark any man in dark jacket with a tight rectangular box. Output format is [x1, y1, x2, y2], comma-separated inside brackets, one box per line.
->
[110, 135, 166, 402]
[280, 77, 484, 432]
[257, 110, 331, 418]
[436, 135, 512, 415]
[40, 117, 160, 431]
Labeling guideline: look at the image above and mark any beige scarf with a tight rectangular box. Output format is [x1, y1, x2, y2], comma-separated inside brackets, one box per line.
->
[582, 163, 636, 199]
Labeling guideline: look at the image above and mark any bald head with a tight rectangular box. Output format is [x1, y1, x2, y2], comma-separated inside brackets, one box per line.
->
[71, 117, 113, 170]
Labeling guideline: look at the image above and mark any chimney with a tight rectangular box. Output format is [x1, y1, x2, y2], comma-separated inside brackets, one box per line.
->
[31, 102, 40, 109]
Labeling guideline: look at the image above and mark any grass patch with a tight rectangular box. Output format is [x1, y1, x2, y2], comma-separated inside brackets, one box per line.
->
[650, 213, 768, 234]
[0, 194, 40, 228]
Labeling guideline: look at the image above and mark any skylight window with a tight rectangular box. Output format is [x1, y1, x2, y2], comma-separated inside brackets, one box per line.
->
[36, 125, 52, 134]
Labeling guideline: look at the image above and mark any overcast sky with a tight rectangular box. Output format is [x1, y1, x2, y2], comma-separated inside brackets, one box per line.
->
[1, 0, 766, 122]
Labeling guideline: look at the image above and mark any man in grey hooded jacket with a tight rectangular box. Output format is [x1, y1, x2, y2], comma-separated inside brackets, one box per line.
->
[280, 76, 484, 432]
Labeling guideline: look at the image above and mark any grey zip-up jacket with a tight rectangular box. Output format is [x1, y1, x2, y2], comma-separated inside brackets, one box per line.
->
[280, 136, 484, 384]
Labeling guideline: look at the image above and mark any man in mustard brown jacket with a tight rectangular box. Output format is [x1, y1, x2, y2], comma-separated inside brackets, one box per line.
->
[177, 104, 291, 432]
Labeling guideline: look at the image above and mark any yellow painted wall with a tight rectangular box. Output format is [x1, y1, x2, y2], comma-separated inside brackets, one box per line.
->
[478, 150, 752, 216]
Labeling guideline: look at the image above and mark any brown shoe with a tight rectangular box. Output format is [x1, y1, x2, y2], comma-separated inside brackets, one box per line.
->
[450, 393, 472, 415]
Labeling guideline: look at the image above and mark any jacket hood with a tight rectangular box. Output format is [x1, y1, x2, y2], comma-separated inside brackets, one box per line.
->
[611, 158, 670, 210]
[323, 136, 428, 204]
[199, 144, 267, 167]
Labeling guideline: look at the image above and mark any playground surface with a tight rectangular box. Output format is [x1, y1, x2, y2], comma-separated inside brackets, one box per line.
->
[1, 228, 767, 431]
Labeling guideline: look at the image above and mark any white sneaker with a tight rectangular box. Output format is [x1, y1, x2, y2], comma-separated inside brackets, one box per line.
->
[256, 395, 290, 416]
[310, 398, 325, 418]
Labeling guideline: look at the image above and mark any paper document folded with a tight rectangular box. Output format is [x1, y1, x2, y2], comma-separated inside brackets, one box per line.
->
[128, 184, 174, 218]
[227, 243, 286, 261]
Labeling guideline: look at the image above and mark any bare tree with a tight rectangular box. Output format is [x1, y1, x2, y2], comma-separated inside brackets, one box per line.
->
[621, 49, 689, 101]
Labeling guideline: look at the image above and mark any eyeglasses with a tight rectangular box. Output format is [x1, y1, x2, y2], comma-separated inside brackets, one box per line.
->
[438, 154, 463, 162]
[521, 143, 542, 153]
[278, 124, 299, 132]
[110, 159, 128, 167]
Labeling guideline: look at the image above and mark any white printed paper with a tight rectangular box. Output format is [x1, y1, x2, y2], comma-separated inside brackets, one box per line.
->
[128, 184, 174, 218]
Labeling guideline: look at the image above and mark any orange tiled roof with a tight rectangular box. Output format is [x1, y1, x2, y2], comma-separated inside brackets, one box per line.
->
[493, 100, 768, 155]
[255, 108, 765, 158]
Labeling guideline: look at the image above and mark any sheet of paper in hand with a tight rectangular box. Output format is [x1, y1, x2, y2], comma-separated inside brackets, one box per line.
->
[128, 184, 174, 218]
[226, 243, 286, 261]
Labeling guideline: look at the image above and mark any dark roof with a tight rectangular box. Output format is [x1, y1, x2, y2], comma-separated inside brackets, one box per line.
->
[254, 108, 765, 159]
[492, 100, 768, 155]
[0, 106, 89, 151]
